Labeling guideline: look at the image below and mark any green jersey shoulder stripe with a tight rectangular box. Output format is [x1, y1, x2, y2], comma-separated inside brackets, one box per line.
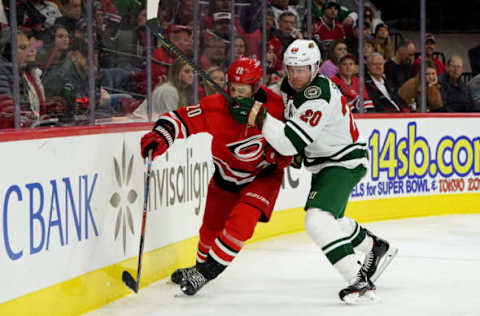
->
[293, 75, 331, 108]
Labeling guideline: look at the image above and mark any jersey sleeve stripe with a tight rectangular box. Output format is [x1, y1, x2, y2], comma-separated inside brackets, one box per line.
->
[304, 148, 368, 166]
[285, 124, 309, 154]
[155, 126, 174, 146]
[330, 142, 367, 160]
[286, 120, 314, 143]
[363, 99, 375, 111]
[172, 110, 190, 137]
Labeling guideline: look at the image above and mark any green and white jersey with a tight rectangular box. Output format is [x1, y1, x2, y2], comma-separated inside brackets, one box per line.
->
[280, 74, 368, 173]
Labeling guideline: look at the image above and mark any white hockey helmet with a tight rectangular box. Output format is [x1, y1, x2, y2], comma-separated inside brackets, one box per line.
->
[284, 39, 322, 83]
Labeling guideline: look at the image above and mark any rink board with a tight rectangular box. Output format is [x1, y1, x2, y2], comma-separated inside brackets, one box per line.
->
[0, 115, 479, 315]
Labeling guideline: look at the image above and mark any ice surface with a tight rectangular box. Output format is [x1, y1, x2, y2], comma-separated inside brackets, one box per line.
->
[86, 215, 480, 316]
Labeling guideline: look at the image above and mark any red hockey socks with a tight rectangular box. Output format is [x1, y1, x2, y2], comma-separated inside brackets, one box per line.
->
[199, 203, 261, 280]
[196, 237, 211, 263]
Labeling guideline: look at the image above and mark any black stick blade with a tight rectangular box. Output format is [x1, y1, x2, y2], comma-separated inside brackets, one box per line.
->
[122, 270, 138, 293]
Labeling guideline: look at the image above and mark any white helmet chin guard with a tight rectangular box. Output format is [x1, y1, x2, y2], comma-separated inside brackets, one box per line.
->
[284, 39, 322, 83]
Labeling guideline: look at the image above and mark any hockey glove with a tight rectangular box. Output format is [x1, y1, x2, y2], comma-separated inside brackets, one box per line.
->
[265, 145, 293, 169]
[140, 130, 169, 160]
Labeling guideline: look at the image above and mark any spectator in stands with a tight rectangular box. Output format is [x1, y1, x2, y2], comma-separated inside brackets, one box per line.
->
[22, 31, 52, 117]
[330, 53, 374, 112]
[468, 44, 480, 76]
[260, 9, 283, 65]
[270, 0, 301, 29]
[37, 23, 71, 75]
[205, 0, 231, 30]
[18, 31, 44, 115]
[233, 36, 250, 60]
[71, 17, 98, 45]
[0, 29, 63, 128]
[398, 60, 445, 112]
[362, 39, 376, 64]
[266, 41, 283, 77]
[312, 0, 357, 26]
[468, 73, 480, 111]
[199, 66, 226, 99]
[274, 11, 302, 53]
[412, 33, 446, 76]
[156, 0, 175, 30]
[94, 1, 123, 68]
[32, 0, 63, 31]
[318, 39, 347, 78]
[174, 0, 194, 27]
[365, 52, 409, 112]
[112, 0, 142, 18]
[134, 59, 194, 120]
[363, 5, 374, 27]
[236, 4, 276, 59]
[407, 41, 416, 64]
[313, 1, 345, 54]
[265, 43, 284, 94]
[373, 23, 393, 60]
[114, 8, 149, 70]
[42, 38, 93, 114]
[44, 39, 133, 120]
[55, 0, 83, 35]
[200, 36, 227, 71]
[148, 24, 192, 91]
[384, 40, 414, 93]
[439, 55, 473, 112]
[345, 20, 371, 58]
[211, 0, 230, 12]
[207, 12, 232, 43]
[15, 1, 48, 36]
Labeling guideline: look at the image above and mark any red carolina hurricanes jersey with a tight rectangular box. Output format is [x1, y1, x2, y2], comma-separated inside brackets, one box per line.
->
[156, 86, 284, 191]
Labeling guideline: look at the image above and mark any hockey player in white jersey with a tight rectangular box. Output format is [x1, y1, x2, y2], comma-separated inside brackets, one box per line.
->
[238, 39, 398, 303]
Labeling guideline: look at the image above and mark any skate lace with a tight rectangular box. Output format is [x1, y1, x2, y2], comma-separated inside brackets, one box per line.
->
[361, 249, 375, 273]
[182, 266, 196, 278]
[352, 270, 369, 289]
[189, 272, 207, 289]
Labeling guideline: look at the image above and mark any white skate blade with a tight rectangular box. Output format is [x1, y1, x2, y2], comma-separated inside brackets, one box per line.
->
[371, 246, 399, 282]
[342, 290, 380, 305]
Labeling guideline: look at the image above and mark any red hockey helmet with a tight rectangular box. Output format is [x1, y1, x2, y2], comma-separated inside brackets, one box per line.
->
[227, 56, 263, 85]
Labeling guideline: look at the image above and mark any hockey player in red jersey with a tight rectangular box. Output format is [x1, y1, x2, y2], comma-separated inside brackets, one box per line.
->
[140, 56, 291, 296]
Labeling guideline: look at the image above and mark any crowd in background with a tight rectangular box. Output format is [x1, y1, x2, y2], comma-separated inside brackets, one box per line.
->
[0, 0, 479, 130]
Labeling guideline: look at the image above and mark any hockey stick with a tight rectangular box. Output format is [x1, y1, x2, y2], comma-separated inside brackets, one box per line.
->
[145, 0, 235, 104]
[122, 150, 153, 293]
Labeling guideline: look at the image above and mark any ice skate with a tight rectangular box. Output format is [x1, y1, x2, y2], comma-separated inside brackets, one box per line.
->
[171, 265, 197, 285]
[339, 270, 376, 304]
[362, 231, 398, 282]
[180, 270, 209, 296]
